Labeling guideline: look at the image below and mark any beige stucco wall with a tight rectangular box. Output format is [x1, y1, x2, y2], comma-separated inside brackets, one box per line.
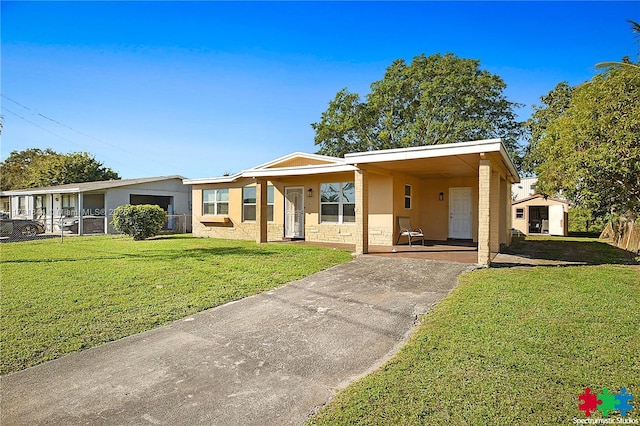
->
[417, 176, 479, 242]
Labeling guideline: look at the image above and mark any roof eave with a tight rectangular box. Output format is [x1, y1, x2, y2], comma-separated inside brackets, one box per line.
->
[243, 164, 357, 178]
[183, 173, 242, 185]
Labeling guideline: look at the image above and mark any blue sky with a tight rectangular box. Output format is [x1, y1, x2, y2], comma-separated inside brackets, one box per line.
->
[1, 1, 638, 179]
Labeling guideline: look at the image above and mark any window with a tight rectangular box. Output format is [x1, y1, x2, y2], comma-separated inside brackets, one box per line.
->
[35, 195, 46, 217]
[243, 186, 275, 222]
[320, 182, 355, 223]
[203, 189, 229, 216]
[516, 208, 524, 219]
[267, 186, 274, 222]
[17, 196, 27, 215]
[243, 186, 256, 221]
[404, 185, 412, 209]
[62, 194, 76, 217]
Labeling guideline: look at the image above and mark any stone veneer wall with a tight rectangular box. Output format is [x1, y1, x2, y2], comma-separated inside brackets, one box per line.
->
[193, 220, 283, 241]
[305, 224, 356, 244]
[304, 224, 393, 245]
[368, 225, 394, 246]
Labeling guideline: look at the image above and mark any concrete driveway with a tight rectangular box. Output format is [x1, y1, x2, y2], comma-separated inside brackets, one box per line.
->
[1, 256, 474, 425]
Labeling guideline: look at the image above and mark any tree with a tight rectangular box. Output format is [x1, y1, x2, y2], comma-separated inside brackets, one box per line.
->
[596, 20, 640, 70]
[532, 65, 640, 219]
[111, 204, 166, 240]
[522, 82, 574, 175]
[312, 53, 523, 165]
[0, 149, 119, 191]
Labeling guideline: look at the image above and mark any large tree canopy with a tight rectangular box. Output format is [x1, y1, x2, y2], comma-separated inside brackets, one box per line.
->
[522, 82, 574, 175]
[0, 149, 120, 191]
[530, 65, 640, 219]
[312, 53, 523, 165]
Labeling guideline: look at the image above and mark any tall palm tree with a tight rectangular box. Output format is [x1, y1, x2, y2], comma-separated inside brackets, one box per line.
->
[596, 20, 639, 70]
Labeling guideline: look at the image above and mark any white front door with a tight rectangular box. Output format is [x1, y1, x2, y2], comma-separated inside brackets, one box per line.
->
[449, 187, 472, 239]
[285, 187, 304, 238]
[548, 204, 565, 236]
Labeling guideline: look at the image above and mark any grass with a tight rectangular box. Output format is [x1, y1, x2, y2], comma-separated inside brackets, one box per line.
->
[505, 235, 639, 265]
[310, 237, 640, 425]
[0, 235, 351, 375]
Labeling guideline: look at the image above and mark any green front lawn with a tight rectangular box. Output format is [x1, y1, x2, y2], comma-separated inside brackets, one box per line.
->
[310, 238, 640, 425]
[0, 235, 351, 375]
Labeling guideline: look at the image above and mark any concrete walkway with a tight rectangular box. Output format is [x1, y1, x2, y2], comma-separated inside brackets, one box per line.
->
[1, 256, 474, 426]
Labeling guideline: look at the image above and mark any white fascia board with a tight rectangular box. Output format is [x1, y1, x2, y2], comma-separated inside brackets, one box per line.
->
[344, 139, 504, 164]
[3, 188, 80, 196]
[243, 164, 357, 178]
[499, 143, 521, 184]
[183, 173, 242, 185]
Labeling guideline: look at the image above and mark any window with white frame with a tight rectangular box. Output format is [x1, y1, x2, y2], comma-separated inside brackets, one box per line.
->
[35, 195, 46, 218]
[62, 194, 76, 217]
[404, 184, 412, 209]
[320, 182, 355, 223]
[516, 208, 524, 219]
[203, 189, 229, 216]
[243, 186, 275, 222]
[17, 196, 27, 216]
[243, 186, 256, 221]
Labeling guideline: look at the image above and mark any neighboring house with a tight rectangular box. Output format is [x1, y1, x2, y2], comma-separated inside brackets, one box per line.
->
[0, 176, 191, 235]
[512, 176, 538, 201]
[512, 194, 568, 236]
[184, 138, 520, 266]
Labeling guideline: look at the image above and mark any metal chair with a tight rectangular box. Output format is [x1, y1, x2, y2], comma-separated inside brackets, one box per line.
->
[396, 216, 425, 246]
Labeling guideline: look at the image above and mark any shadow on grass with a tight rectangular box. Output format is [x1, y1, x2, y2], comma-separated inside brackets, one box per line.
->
[500, 237, 638, 266]
[1, 246, 279, 264]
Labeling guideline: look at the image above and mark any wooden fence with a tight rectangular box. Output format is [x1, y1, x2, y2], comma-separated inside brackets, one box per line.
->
[600, 219, 640, 254]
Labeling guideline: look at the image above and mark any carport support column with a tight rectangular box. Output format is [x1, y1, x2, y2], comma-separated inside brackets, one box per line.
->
[354, 169, 369, 255]
[490, 170, 501, 253]
[256, 179, 268, 243]
[502, 177, 512, 247]
[478, 156, 492, 266]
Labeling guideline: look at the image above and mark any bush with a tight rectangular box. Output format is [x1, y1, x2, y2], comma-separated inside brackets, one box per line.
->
[111, 204, 167, 240]
[568, 207, 606, 234]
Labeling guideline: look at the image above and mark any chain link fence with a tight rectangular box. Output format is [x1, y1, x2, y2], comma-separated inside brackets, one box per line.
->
[1, 214, 192, 243]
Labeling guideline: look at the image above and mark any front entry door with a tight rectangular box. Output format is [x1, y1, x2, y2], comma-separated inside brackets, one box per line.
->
[449, 187, 472, 239]
[285, 187, 304, 239]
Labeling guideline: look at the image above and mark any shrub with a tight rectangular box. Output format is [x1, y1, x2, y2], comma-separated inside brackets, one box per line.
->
[568, 207, 606, 234]
[111, 204, 166, 240]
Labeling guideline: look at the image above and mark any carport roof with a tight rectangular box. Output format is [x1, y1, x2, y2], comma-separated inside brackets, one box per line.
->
[345, 138, 520, 183]
[0, 175, 187, 196]
[183, 139, 521, 185]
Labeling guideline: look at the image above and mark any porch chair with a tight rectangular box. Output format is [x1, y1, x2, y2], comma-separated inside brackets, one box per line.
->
[396, 216, 425, 246]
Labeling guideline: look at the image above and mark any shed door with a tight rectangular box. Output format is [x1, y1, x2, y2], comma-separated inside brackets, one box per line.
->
[449, 187, 472, 239]
[549, 204, 565, 236]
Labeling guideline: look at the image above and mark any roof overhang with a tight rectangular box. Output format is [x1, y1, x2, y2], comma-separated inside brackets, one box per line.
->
[345, 138, 520, 183]
[183, 160, 355, 185]
[244, 164, 357, 178]
[512, 194, 568, 205]
[1, 188, 81, 196]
